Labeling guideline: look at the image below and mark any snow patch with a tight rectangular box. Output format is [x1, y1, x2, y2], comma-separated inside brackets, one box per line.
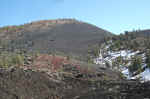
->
[93, 47, 150, 81]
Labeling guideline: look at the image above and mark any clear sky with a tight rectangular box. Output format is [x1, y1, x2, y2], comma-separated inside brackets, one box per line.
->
[0, 0, 150, 34]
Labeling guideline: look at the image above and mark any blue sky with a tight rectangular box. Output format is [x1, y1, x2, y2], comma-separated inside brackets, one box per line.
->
[0, 0, 150, 34]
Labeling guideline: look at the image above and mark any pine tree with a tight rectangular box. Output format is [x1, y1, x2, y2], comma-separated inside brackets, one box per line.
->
[146, 50, 150, 69]
[129, 56, 142, 76]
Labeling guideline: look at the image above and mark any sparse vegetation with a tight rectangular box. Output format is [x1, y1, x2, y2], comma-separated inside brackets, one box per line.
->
[128, 56, 142, 76]
[0, 53, 24, 68]
[146, 49, 150, 69]
[108, 29, 150, 52]
[0, 19, 150, 99]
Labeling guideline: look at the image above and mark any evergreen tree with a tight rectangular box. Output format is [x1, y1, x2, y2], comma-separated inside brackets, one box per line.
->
[133, 41, 139, 49]
[114, 41, 121, 50]
[146, 50, 150, 69]
[129, 56, 142, 76]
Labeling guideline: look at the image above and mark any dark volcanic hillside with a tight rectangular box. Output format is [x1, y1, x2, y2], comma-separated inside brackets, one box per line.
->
[0, 19, 112, 59]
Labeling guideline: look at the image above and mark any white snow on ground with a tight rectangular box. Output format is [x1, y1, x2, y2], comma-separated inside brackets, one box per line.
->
[121, 68, 130, 78]
[107, 50, 140, 60]
[94, 49, 140, 66]
[141, 69, 150, 81]
[93, 46, 150, 81]
[121, 66, 150, 81]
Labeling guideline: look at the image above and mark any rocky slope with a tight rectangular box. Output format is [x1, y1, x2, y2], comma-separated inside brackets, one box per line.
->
[0, 54, 123, 99]
[0, 67, 150, 99]
[0, 54, 149, 99]
[0, 19, 112, 60]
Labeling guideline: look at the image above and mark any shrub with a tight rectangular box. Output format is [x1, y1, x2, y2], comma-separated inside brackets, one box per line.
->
[0, 53, 25, 68]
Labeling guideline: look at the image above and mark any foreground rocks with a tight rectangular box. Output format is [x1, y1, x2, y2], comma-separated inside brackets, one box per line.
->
[0, 67, 150, 99]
